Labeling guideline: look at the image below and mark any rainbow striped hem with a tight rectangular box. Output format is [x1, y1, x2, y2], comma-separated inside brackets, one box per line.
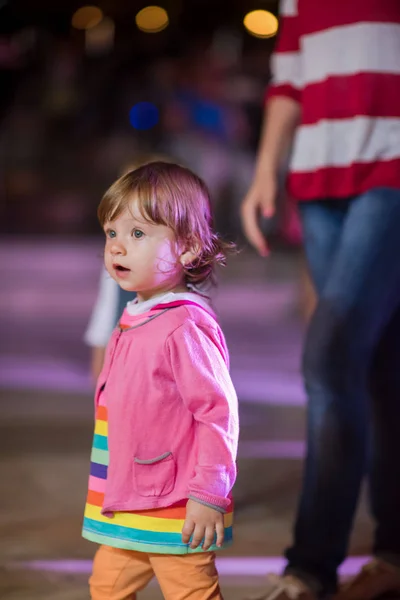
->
[82, 402, 234, 554]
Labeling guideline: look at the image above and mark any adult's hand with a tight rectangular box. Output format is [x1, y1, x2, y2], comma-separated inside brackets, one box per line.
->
[241, 172, 277, 257]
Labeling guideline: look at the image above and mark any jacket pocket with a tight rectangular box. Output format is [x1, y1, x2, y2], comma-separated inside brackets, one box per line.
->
[133, 451, 175, 497]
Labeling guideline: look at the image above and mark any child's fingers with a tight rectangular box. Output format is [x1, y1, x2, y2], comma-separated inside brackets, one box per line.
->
[190, 524, 205, 549]
[182, 518, 195, 544]
[215, 520, 225, 547]
[202, 525, 216, 551]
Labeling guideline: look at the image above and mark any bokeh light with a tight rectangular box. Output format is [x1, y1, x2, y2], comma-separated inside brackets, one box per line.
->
[135, 6, 169, 34]
[129, 102, 159, 130]
[243, 10, 278, 39]
[72, 6, 103, 31]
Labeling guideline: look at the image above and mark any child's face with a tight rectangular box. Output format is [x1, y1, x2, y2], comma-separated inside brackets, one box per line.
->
[103, 195, 185, 301]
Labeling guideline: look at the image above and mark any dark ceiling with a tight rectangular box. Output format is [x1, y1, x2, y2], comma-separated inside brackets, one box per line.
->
[2, 0, 279, 36]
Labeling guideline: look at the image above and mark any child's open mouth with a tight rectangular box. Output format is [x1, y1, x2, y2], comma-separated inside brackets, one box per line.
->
[113, 264, 131, 274]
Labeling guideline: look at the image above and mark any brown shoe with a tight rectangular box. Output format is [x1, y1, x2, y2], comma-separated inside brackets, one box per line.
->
[337, 558, 400, 599]
[246, 573, 317, 599]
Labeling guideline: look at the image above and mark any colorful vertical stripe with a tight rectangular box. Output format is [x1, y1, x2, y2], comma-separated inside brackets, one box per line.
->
[82, 399, 233, 554]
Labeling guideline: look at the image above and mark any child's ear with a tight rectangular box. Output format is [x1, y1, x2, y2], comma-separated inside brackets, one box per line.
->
[180, 243, 200, 267]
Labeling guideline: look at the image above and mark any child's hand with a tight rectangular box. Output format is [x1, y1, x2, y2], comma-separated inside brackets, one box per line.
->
[182, 499, 225, 550]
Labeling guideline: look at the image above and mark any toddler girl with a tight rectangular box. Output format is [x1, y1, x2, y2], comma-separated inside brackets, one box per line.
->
[82, 161, 239, 600]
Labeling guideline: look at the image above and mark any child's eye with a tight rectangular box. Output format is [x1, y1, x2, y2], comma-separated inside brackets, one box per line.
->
[107, 229, 116, 239]
[132, 229, 144, 239]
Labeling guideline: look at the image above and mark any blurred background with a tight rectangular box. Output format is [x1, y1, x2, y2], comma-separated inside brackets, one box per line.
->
[0, 1, 373, 598]
[0, 0, 285, 239]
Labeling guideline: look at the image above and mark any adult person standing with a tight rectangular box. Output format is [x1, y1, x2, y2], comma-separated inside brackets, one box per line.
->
[241, 1, 400, 598]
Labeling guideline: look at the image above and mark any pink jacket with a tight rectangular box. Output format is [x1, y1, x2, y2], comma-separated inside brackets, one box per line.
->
[95, 297, 239, 514]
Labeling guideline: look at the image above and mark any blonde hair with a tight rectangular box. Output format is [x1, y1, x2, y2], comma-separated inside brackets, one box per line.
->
[98, 161, 234, 285]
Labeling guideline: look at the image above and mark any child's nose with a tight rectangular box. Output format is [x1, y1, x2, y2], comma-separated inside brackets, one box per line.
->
[110, 240, 126, 256]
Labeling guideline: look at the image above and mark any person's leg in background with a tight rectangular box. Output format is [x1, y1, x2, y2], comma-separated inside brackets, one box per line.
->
[89, 545, 154, 600]
[370, 306, 400, 565]
[249, 199, 348, 600]
[150, 551, 223, 600]
[296, 200, 350, 323]
[281, 199, 351, 597]
[338, 305, 400, 599]
[298, 199, 350, 294]
[299, 256, 317, 322]
[282, 189, 400, 597]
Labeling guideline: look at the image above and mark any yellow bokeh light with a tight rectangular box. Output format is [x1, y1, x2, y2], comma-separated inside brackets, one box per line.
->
[243, 10, 278, 39]
[72, 6, 103, 31]
[135, 6, 169, 33]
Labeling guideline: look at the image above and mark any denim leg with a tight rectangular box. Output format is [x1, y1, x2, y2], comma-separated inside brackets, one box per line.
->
[284, 188, 400, 594]
[297, 199, 349, 295]
[369, 305, 400, 565]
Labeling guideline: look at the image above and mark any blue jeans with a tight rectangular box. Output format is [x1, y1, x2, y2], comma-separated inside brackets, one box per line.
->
[284, 188, 400, 594]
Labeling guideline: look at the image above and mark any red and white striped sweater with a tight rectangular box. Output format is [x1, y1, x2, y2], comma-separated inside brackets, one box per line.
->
[268, 0, 400, 200]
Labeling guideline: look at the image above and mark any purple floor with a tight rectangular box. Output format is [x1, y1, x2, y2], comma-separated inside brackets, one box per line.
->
[0, 240, 373, 596]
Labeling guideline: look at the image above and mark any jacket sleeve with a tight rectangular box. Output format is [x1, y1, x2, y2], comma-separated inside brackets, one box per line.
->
[265, 0, 302, 104]
[166, 320, 239, 511]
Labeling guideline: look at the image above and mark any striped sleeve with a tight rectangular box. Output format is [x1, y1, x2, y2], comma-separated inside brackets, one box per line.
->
[266, 0, 302, 103]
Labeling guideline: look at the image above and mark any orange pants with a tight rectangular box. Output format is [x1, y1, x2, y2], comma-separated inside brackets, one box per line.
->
[89, 545, 224, 600]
